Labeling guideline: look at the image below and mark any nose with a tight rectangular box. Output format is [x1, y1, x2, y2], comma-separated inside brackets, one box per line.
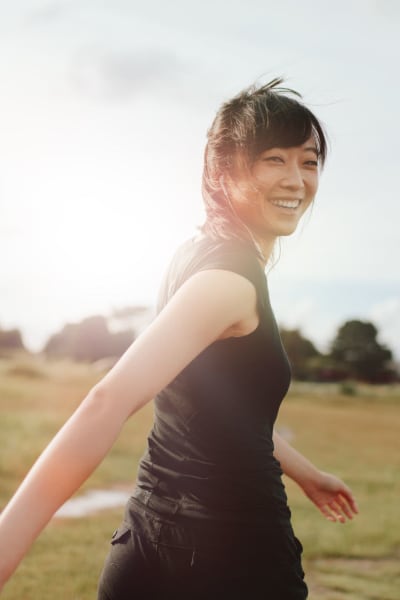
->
[280, 163, 305, 190]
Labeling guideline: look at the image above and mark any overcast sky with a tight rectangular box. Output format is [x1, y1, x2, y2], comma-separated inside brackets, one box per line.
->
[1, 0, 399, 359]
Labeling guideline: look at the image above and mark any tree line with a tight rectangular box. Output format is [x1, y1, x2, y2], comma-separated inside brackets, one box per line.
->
[0, 310, 397, 383]
[280, 321, 396, 383]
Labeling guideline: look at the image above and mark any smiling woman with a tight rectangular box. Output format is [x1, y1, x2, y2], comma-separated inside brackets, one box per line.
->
[226, 141, 320, 243]
[0, 78, 358, 600]
[201, 79, 326, 263]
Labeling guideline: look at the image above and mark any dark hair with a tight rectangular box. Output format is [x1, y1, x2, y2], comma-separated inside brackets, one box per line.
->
[201, 77, 328, 241]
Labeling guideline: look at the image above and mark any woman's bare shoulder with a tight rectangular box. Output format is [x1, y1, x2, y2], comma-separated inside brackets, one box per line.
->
[95, 268, 257, 420]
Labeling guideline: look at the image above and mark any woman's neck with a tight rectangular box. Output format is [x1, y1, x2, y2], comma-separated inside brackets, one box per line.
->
[248, 230, 276, 268]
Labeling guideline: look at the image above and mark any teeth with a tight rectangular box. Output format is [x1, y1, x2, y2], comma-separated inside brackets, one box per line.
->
[271, 199, 300, 209]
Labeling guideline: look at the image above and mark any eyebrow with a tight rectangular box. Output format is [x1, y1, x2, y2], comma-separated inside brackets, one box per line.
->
[304, 146, 319, 157]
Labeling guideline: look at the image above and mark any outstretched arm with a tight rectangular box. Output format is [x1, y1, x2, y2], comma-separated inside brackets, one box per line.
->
[273, 429, 359, 523]
[0, 269, 257, 591]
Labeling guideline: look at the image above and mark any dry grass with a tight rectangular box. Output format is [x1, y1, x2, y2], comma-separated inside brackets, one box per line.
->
[1, 353, 399, 599]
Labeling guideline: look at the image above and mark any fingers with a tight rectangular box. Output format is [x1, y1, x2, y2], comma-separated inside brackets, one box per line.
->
[336, 493, 359, 519]
[345, 492, 359, 515]
[320, 494, 359, 523]
[319, 503, 341, 523]
[326, 500, 346, 523]
[309, 473, 360, 523]
[337, 484, 359, 516]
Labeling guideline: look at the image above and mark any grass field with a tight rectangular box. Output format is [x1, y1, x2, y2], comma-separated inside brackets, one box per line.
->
[1, 352, 399, 599]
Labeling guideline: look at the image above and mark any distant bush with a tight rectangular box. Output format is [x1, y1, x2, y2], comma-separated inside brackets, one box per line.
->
[0, 328, 25, 351]
[7, 363, 46, 379]
[330, 320, 393, 382]
[340, 381, 357, 396]
[279, 328, 320, 380]
[44, 316, 134, 362]
[302, 355, 350, 382]
[280, 320, 397, 384]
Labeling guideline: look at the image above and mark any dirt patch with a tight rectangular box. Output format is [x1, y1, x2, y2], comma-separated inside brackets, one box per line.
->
[54, 486, 134, 518]
[305, 555, 400, 600]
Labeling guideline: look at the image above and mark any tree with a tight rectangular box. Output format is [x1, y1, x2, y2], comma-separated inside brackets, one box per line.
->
[279, 328, 320, 380]
[330, 319, 392, 382]
[0, 327, 25, 351]
[44, 315, 134, 362]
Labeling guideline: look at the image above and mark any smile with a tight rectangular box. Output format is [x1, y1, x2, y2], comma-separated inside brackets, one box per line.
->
[270, 199, 301, 209]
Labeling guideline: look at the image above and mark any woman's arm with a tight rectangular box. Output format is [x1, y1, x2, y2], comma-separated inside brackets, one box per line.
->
[0, 269, 257, 589]
[273, 430, 359, 523]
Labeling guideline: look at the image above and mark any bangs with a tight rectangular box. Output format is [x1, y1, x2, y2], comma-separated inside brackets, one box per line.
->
[251, 98, 327, 165]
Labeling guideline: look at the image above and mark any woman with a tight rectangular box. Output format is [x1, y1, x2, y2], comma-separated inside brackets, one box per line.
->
[0, 78, 358, 598]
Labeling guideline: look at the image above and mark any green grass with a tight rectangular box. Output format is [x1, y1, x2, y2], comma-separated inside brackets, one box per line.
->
[1, 354, 400, 599]
[278, 381, 400, 599]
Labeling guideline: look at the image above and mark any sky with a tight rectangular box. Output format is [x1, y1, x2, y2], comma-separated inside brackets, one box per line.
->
[0, 0, 399, 359]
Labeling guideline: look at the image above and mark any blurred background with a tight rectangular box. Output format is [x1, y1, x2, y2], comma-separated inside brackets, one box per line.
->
[0, 0, 399, 365]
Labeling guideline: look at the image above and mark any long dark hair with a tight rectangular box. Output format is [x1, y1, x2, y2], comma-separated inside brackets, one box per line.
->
[201, 77, 328, 244]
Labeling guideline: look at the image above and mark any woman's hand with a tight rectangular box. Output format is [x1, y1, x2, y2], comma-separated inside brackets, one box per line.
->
[302, 471, 359, 523]
[272, 431, 359, 523]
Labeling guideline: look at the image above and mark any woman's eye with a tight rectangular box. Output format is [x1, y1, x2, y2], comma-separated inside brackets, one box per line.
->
[263, 156, 283, 163]
[304, 160, 319, 167]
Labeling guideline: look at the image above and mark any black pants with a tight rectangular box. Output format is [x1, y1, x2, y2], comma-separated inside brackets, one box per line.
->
[97, 497, 308, 599]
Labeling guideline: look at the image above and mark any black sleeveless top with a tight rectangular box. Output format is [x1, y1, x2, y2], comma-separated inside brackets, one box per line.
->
[135, 235, 292, 523]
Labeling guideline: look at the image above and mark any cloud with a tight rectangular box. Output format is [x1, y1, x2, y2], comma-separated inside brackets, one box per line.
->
[70, 46, 183, 101]
[0, 225, 22, 237]
[25, 0, 74, 25]
[372, 0, 400, 18]
[277, 297, 317, 331]
[68, 44, 220, 109]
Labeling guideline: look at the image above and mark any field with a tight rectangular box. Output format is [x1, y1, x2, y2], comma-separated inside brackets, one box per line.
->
[1, 352, 400, 599]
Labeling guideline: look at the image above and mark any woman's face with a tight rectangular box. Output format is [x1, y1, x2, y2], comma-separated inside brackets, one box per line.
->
[227, 137, 320, 241]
